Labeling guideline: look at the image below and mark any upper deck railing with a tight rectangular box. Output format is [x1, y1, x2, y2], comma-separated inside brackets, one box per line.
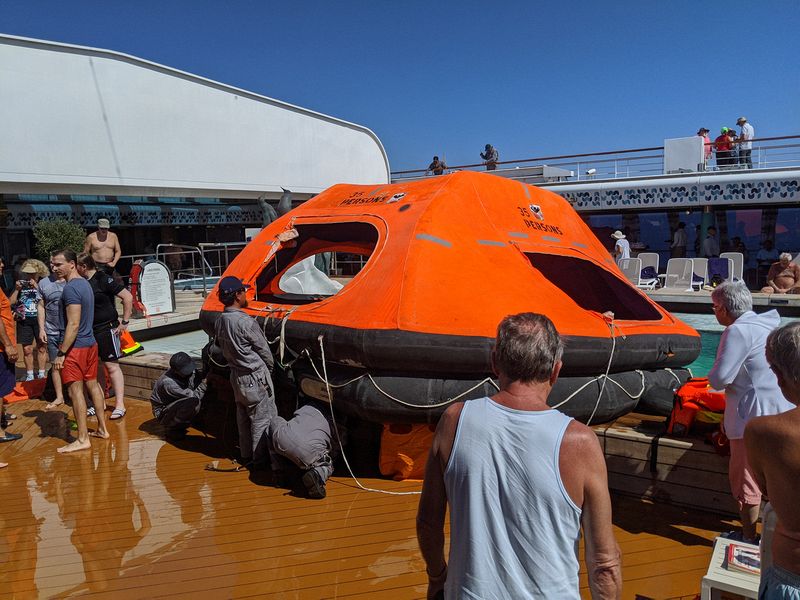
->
[391, 135, 800, 184]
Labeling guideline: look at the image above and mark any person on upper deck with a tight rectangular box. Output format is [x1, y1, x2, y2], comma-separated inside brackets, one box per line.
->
[697, 128, 712, 169]
[480, 144, 499, 171]
[715, 128, 733, 169]
[736, 117, 755, 169]
[727, 127, 740, 166]
[745, 322, 800, 597]
[708, 281, 793, 544]
[761, 253, 800, 295]
[427, 156, 447, 176]
[416, 313, 622, 599]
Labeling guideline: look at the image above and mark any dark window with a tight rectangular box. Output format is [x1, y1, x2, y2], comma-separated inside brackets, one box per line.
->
[525, 253, 662, 321]
[255, 222, 378, 305]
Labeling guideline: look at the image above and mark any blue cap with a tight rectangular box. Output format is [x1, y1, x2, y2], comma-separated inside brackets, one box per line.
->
[218, 275, 250, 295]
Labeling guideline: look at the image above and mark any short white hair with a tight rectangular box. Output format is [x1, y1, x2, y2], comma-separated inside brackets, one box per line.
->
[780, 252, 793, 262]
[711, 280, 752, 318]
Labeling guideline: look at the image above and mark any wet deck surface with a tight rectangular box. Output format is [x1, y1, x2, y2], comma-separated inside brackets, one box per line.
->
[2, 397, 735, 599]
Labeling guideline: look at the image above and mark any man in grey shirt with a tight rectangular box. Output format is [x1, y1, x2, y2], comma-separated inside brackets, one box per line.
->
[37, 259, 67, 409]
[214, 276, 277, 470]
[151, 352, 207, 441]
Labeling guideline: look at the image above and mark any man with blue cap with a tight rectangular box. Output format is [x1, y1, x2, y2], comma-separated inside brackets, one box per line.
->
[214, 275, 277, 470]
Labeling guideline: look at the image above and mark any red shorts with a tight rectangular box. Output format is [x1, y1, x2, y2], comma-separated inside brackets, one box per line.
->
[61, 345, 99, 385]
[729, 438, 763, 506]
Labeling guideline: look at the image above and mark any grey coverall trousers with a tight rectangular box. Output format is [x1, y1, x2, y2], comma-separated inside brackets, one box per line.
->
[230, 365, 277, 467]
[269, 403, 333, 481]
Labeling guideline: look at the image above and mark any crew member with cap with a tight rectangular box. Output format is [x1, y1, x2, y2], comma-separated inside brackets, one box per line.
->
[737, 116, 755, 169]
[150, 352, 207, 441]
[83, 218, 122, 278]
[214, 275, 278, 470]
[697, 127, 712, 169]
[269, 398, 335, 499]
[611, 230, 630, 265]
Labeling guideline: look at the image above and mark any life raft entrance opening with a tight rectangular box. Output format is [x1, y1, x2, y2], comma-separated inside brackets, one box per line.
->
[255, 221, 379, 305]
[525, 253, 662, 321]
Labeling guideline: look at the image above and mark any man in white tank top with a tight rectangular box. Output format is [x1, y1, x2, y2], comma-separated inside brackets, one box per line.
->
[417, 313, 621, 599]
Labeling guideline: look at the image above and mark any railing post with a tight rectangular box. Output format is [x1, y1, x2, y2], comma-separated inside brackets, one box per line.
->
[199, 244, 208, 298]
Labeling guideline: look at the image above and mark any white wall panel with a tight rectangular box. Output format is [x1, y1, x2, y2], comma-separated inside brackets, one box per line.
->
[0, 35, 390, 198]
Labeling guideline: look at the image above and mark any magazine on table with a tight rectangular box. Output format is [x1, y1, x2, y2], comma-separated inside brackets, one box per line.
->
[726, 542, 761, 575]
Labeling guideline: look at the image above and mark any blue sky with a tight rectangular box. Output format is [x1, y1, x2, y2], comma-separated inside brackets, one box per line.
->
[2, 1, 798, 172]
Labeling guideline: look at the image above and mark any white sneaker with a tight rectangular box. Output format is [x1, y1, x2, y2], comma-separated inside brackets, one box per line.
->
[37, 371, 46, 379]
[24, 373, 34, 382]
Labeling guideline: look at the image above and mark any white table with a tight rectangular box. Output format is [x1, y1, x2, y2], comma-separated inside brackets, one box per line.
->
[701, 536, 760, 599]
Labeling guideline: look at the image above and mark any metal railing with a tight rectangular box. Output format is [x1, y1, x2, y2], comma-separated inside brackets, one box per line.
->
[116, 242, 247, 297]
[391, 135, 800, 183]
[198, 242, 248, 297]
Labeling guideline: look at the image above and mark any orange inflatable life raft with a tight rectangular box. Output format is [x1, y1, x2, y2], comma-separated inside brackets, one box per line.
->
[200, 171, 700, 425]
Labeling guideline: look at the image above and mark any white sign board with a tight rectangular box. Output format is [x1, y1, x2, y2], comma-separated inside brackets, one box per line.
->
[245, 227, 262, 242]
[139, 260, 175, 316]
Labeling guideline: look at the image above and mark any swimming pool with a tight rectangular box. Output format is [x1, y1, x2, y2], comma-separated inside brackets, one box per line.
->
[675, 312, 798, 377]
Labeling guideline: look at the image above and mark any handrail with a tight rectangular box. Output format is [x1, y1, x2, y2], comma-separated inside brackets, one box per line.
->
[391, 134, 800, 177]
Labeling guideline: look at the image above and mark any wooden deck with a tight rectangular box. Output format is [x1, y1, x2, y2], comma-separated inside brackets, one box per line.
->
[1, 397, 737, 599]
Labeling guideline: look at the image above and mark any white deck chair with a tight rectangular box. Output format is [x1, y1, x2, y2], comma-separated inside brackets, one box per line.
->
[619, 257, 658, 290]
[692, 258, 708, 291]
[664, 258, 696, 291]
[720, 252, 744, 281]
[618, 258, 641, 285]
[638, 252, 660, 274]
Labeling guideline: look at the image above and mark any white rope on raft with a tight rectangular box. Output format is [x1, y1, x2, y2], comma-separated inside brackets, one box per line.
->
[317, 334, 422, 497]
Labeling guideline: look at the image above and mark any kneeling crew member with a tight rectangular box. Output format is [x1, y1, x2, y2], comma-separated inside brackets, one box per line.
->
[214, 276, 278, 469]
[151, 352, 207, 440]
[269, 398, 334, 499]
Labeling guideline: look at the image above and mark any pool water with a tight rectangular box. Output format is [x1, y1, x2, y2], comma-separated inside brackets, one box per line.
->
[686, 330, 721, 377]
[675, 312, 798, 378]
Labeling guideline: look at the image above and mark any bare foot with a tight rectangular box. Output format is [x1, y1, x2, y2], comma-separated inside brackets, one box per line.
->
[57, 439, 92, 453]
[90, 430, 110, 440]
[45, 399, 65, 410]
[0, 462, 7, 469]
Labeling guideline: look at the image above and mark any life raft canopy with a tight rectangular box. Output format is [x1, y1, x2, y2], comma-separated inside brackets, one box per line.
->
[200, 170, 700, 425]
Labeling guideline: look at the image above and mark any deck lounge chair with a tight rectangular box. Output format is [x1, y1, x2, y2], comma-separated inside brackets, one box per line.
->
[638, 252, 660, 275]
[692, 258, 708, 291]
[619, 258, 659, 290]
[720, 252, 743, 281]
[708, 257, 734, 286]
[664, 258, 696, 291]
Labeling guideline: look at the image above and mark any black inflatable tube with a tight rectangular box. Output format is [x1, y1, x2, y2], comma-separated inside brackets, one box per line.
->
[294, 366, 690, 426]
[200, 309, 700, 377]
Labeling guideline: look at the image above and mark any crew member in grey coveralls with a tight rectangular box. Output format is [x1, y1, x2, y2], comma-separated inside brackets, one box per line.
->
[270, 398, 334, 499]
[150, 352, 207, 440]
[214, 276, 277, 469]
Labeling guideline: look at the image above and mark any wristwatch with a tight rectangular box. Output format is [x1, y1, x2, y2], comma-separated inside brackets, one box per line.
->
[56, 350, 66, 358]
[121, 320, 130, 325]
